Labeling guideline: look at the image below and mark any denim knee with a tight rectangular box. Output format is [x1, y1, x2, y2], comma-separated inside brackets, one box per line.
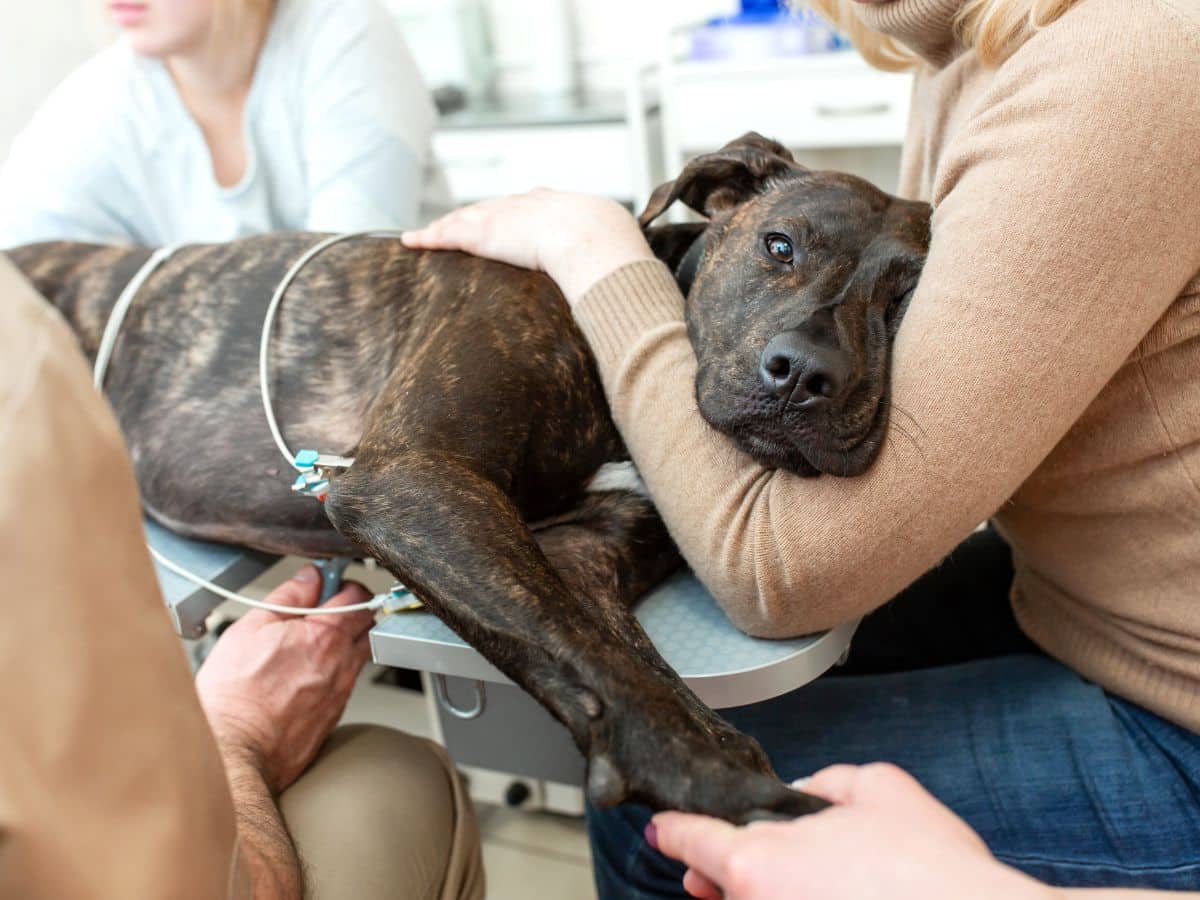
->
[587, 803, 690, 900]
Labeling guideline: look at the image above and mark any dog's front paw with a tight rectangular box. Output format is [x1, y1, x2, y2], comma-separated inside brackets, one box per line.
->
[583, 699, 827, 823]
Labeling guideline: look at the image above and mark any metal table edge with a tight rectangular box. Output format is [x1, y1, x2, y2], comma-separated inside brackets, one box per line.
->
[369, 617, 858, 709]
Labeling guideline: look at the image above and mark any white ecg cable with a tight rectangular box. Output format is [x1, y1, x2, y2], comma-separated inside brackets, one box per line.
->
[93, 237, 412, 619]
[148, 546, 383, 615]
[259, 230, 406, 470]
[93, 244, 183, 388]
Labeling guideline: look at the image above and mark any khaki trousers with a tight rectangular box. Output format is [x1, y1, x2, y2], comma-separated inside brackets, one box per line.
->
[282, 724, 485, 900]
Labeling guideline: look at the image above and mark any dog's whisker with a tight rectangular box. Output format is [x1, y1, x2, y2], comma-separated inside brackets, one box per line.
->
[891, 403, 928, 439]
[888, 419, 927, 465]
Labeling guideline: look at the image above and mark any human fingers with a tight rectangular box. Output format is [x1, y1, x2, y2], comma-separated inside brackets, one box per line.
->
[844, 762, 935, 810]
[351, 629, 373, 666]
[796, 764, 862, 806]
[242, 565, 323, 624]
[800, 762, 937, 812]
[682, 867, 724, 900]
[401, 202, 492, 253]
[802, 762, 991, 857]
[327, 632, 372, 702]
[651, 812, 741, 888]
[318, 580, 377, 638]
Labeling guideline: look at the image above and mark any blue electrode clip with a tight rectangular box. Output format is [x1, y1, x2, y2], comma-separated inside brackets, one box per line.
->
[384, 583, 422, 612]
[289, 451, 422, 609]
[291, 449, 354, 502]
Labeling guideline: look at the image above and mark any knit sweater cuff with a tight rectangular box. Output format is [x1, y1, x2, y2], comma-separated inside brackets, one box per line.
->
[573, 259, 685, 382]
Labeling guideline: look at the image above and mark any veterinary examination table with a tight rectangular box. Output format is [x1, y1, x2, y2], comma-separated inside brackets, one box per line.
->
[151, 523, 854, 812]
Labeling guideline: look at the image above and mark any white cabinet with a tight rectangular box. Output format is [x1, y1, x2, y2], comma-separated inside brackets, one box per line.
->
[662, 53, 911, 153]
[654, 47, 912, 193]
[430, 50, 912, 209]
[433, 93, 659, 205]
[435, 122, 634, 201]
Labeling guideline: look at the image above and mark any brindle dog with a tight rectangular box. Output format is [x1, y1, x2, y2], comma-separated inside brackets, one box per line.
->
[7, 134, 929, 823]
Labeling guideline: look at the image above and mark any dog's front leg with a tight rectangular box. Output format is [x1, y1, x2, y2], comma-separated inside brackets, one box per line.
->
[325, 451, 825, 822]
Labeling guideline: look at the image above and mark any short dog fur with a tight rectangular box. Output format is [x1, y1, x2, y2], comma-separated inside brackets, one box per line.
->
[8, 134, 930, 823]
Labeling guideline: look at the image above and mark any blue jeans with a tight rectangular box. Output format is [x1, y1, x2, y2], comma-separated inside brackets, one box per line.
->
[588, 531, 1200, 895]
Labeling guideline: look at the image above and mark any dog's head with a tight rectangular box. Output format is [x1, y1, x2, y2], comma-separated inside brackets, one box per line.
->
[641, 132, 930, 477]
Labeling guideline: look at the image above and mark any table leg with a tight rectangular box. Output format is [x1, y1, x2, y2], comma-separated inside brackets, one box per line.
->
[315, 556, 352, 604]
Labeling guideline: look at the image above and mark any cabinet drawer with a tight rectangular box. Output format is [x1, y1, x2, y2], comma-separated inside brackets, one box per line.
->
[669, 69, 911, 151]
[434, 124, 634, 202]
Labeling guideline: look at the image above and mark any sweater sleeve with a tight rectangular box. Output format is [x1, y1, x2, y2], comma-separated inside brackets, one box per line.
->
[298, 0, 437, 233]
[572, 4, 1200, 637]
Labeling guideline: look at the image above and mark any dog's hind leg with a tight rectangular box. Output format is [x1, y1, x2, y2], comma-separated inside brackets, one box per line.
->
[326, 452, 826, 822]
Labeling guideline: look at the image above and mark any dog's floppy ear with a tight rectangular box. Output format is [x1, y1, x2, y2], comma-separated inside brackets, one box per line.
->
[639, 132, 800, 227]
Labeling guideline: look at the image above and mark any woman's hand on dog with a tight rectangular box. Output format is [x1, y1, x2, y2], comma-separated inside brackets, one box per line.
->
[195, 565, 375, 794]
[650, 762, 1057, 900]
[402, 189, 656, 305]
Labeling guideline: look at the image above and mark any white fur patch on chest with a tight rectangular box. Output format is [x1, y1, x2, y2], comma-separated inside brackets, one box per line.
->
[586, 461, 648, 497]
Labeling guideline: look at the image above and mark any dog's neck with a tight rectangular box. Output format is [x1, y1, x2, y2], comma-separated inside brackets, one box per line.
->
[643, 222, 708, 296]
[674, 232, 707, 296]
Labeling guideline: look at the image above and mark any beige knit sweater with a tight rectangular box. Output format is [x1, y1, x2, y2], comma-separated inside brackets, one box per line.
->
[574, 0, 1200, 732]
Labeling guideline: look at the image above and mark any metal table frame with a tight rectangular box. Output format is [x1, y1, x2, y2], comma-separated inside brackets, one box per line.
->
[151, 526, 855, 811]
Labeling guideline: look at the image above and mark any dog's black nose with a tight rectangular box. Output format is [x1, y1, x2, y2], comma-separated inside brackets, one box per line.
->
[759, 330, 850, 405]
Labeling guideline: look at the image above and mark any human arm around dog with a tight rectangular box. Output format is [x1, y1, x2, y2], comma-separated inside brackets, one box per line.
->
[572, 8, 1200, 643]
[406, 6, 1200, 658]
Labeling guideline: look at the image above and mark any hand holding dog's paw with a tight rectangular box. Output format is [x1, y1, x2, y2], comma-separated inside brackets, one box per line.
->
[649, 763, 1057, 900]
[583, 691, 825, 825]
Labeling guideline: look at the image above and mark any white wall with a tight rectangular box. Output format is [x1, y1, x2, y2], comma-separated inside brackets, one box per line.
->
[386, 0, 737, 96]
[2, 0, 735, 161]
[2, 1, 897, 189]
[0, 0, 109, 160]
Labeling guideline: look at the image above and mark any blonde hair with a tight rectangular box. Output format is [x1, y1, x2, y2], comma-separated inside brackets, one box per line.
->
[803, 0, 1085, 69]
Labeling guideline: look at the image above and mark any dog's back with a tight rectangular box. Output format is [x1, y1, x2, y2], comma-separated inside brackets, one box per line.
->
[8, 234, 612, 557]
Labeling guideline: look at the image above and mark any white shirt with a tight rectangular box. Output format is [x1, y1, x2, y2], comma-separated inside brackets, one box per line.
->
[0, 0, 447, 248]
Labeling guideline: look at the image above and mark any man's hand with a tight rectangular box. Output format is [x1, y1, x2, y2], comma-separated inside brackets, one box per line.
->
[651, 763, 1055, 900]
[196, 565, 375, 794]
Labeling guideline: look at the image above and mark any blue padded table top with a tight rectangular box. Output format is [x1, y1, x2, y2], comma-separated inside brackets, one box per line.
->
[371, 571, 856, 709]
[145, 521, 855, 707]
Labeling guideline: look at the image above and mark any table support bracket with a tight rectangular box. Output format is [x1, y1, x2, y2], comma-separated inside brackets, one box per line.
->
[433, 674, 488, 720]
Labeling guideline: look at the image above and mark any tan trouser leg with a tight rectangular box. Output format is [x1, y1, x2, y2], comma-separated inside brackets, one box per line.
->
[280, 725, 484, 900]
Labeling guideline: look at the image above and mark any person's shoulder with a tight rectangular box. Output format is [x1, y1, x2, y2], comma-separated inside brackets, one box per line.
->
[931, 0, 1200, 220]
[273, 0, 427, 108]
[1024, 0, 1200, 50]
[276, 0, 396, 47]
[1001, 0, 1199, 106]
[23, 42, 140, 140]
[952, 0, 1200, 163]
[3, 41, 149, 192]
[1151, 0, 1200, 44]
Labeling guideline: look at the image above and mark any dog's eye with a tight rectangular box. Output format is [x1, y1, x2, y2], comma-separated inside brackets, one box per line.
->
[764, 234, 794, 264]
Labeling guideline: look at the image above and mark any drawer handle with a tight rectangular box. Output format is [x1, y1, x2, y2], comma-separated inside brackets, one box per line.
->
[433, 674, 488, 720]
[814, 102, 891, 118]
